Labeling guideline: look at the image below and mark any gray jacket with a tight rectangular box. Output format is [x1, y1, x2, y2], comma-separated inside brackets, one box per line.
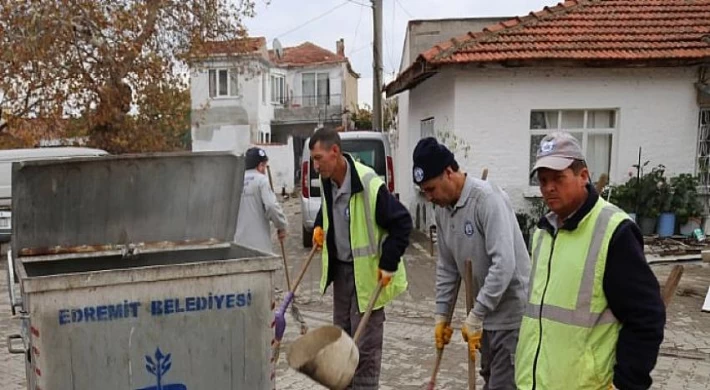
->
[234, 169, 287, 254]
[435, 175, 531, 330]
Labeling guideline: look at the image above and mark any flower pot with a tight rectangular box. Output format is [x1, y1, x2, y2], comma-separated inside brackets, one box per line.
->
[639, 217, 656, 236]
[679, 218, 701, 236]
[656, 212, 676, 237]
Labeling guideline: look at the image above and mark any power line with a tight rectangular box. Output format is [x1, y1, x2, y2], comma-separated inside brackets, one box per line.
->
[346, 0, 371, 7]
[276, 1, 350, 39]
[394, 0, 414, 19]
[349, 1, 365, 56]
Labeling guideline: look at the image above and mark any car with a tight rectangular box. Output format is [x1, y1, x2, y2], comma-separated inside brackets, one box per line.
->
[0, 147, 109, 243]
[300, 131, 395, 247]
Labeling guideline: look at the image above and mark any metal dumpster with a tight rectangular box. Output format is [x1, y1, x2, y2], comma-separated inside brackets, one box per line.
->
[5, 152, 280, 390]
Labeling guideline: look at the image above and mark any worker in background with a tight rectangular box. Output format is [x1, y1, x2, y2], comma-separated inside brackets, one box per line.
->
[235, 147, 287, 254]
[310, 127, 411, 389]
[516, 132, 666, 390]
[412, 137, 531, 390]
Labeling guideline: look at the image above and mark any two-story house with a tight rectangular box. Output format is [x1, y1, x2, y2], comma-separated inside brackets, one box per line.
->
[190, 37, 359, 182]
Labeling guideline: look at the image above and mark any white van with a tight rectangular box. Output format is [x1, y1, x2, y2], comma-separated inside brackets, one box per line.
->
[300, 131, 394, 247]
[0, 147, 108, 242]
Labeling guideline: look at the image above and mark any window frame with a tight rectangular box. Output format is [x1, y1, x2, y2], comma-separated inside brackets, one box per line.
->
[270, 74, 285, 105]
[208, 68, 239, 98]
[301, 71, 330, 106]
[528, 109, 619, 188]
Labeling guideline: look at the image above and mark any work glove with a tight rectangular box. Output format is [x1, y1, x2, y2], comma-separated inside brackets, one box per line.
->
[434, 314, 453, 349]
[461, 311, 483, 361]
[312, 226, 324, 248]
[377, 269, 393, 287]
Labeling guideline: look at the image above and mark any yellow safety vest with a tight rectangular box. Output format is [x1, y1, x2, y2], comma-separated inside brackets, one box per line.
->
[516, 198, 627, 390]
[320, 160, 408, 311]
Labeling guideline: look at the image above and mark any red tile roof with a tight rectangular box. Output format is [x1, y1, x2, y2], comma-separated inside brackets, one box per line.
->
[269, 42, 346, 67]
[202, 37, 266, 56]
[386, 0, 710, 96]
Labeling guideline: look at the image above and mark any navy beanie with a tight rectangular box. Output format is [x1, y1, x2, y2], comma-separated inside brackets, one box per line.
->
[245, 147, 268, 169]
[412, 137, 456, 185]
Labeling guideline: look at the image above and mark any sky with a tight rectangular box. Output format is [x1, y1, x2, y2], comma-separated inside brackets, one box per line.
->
[244, 0, 554, 107]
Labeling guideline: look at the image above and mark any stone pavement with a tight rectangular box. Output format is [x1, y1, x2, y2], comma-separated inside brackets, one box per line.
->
[1, 196, 710, 389]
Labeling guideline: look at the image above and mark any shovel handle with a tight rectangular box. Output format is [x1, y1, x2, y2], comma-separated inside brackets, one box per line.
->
[353, 280, 385, 344]
[291, 246, 318, 294]
[280, 241, 292, 291]
[428, 277, 462, 387]
[464, 260, 476, 390]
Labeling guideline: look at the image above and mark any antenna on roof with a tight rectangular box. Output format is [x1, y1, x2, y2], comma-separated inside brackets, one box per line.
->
[273, 38, 283, 59]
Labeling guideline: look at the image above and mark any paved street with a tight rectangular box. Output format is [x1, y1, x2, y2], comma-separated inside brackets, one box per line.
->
[2, 195, 710, 389]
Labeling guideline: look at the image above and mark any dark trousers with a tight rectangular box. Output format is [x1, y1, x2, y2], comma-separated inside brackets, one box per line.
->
[332, 261, 385, 390]
[480, 328, 519, 390]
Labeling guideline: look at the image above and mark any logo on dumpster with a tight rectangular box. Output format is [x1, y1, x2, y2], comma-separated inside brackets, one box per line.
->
[136, 347, 186, 390]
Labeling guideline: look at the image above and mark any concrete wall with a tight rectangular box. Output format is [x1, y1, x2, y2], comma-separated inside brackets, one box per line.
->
[343, 63, 359, 113]
[249, 138, 296, 194]
[400, 66, 699, 226]
[398, 70, 457, 230]
[191, 59, 273, 149]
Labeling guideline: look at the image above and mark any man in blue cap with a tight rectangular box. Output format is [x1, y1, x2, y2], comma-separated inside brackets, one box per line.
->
[235, 147, 287, 254]
[412, 137, 530, 389]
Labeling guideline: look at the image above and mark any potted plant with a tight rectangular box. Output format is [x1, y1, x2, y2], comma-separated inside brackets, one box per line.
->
[635, 165, 666, 235]
[655, 173, 675, 237]
[670, 173, 703, 236]
[606, 178, 639, 220]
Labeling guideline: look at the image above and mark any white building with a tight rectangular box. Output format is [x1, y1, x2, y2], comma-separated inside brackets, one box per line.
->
[386, 0, 710, 231]
[189, 37, 359, 192]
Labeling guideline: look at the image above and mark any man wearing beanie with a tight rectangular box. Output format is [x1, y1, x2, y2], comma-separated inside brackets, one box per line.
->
[412, 137, 530, 389]
[235, 147, 287, 254]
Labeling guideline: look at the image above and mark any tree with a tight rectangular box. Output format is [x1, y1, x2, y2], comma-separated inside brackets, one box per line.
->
[351, 100, 397, 131]
[0, 0, 257, 153]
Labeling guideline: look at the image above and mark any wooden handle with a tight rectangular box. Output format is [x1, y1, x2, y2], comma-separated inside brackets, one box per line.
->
[481, 168, 488, 181]
[464, 260, 476, 390]
[429, 277, 462, 387]
[267, 165, 274, 192]
[353, 280, 385, 344]
[279, 241, 292, 291]
[291, 246, 318, 294]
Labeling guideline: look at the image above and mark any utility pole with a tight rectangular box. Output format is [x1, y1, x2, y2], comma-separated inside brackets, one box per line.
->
[372, 0, 383, 132]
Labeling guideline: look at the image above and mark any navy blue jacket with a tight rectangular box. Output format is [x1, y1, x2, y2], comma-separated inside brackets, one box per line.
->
[314, 154, 412, 288]
[537, 184, 666, 390]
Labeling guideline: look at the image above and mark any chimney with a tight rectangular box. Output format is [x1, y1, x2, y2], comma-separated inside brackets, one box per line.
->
[336, 38, 345, 56]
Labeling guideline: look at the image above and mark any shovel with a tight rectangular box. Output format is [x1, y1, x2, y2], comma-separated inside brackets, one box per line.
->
[286, 279, 386, 390]
[272, 246, 318, 367]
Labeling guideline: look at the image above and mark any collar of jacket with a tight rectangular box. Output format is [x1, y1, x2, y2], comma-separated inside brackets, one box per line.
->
[320, 153, 365, 196]
[537, 182, 599, 234]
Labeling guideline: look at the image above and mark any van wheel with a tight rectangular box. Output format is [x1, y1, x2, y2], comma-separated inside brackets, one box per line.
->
[302, 226, 313, 248]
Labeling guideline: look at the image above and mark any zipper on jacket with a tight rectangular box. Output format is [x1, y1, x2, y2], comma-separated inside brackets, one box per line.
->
[531, 232, 556, 390]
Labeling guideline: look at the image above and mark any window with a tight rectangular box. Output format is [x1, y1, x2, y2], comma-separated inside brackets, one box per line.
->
[208, 68, 238, 98]
[697, 109, 710, 187]
[302, 72, 329, 106]
[529, 109, 616, 185]
[271, 74, 285, 104]
[421, 117, 435, 138]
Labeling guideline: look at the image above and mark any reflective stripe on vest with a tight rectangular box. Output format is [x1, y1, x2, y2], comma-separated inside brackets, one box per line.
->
[525, 205, 619, 328]
[351, 171, 378, 258]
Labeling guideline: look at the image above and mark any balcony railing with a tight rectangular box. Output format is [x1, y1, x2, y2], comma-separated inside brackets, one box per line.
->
[275, 94, 342, 108]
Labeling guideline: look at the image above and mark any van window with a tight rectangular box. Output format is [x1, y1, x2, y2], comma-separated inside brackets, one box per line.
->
[342, 140, 385, 175]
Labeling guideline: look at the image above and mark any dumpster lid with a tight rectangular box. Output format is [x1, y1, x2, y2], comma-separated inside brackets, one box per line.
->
[12, 151, 246, 256]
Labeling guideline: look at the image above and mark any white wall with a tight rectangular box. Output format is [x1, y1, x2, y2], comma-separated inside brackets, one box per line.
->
[399, 66, 699, 227]
[399, 71, 457, 229]
[191, 59, 273, 148]
[452, 67, 697, 213]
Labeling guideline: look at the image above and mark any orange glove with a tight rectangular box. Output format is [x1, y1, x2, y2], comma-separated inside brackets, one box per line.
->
[312, 226, 324, 248]
[461, 311, 482, 362]
[434, 315, 453, 349]
[377, 269, 393, 287]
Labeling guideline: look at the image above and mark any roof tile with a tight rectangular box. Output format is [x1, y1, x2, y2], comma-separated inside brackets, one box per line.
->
[420, 0, 710, 65]
[268, 42, 346, 67]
